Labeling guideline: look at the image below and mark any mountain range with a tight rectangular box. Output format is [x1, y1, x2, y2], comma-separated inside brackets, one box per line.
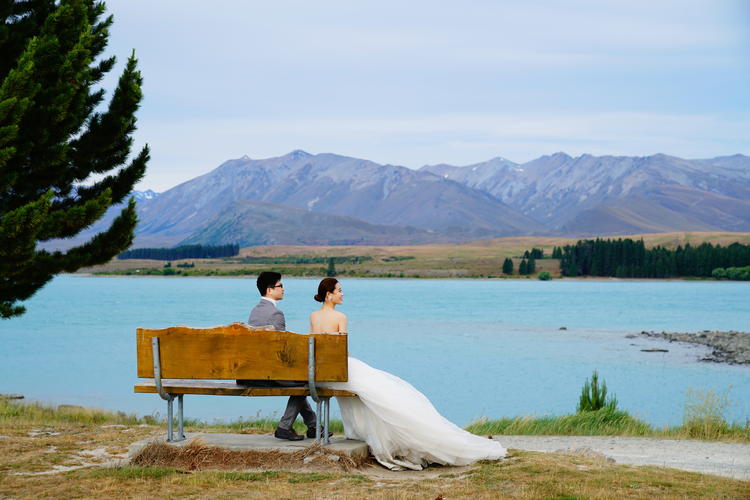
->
[421, 153, 750, 235]
[52, 150, 750, 249]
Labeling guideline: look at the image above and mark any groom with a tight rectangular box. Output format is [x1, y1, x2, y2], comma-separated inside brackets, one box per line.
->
[242, 271, 318, 441]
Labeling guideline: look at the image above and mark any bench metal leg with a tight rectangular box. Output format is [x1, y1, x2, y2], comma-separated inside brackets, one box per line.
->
[165, 395, 186, 443]
[315, 399, 322, 443]
[166, 396, 174, 442]
[323, 397, 330, 445]
[177, 394, 185, 441]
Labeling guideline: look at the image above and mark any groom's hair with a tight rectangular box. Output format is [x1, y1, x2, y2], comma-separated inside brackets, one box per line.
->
[256, 271, 282, 296]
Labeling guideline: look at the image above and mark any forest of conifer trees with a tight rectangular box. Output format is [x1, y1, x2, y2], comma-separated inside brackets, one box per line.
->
[551, 239, 750, 279]
[118, 244, 240, 260]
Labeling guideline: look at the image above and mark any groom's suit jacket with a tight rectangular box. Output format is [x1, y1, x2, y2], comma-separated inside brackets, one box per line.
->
[238, 299, 303, 388]
[247, 299, 285, 331]
[239, 297, 315, 430]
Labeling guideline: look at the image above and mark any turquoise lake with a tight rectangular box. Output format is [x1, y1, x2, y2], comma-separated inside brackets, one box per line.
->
[1, 275, 748, 427]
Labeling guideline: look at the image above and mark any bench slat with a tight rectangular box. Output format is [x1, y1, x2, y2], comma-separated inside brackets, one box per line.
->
[136, 323, 348, 382]
[134, 380, 355, 397]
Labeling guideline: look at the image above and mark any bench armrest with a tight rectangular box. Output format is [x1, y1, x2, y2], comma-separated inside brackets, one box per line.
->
[152, 337, 171, 401]
[308, 337, 320, 402]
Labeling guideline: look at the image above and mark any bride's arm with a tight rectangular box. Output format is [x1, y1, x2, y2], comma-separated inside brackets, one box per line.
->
[339, 314, 347, 334]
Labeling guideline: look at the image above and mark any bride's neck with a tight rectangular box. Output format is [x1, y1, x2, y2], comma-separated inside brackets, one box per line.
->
[321, 302, 336, 311]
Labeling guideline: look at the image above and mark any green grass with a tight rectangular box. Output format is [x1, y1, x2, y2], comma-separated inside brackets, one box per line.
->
[214, 471, 282, 481]
[467, 405, 750, 442]
[286, 473, 333, 483]
[0, 397, 152, 426]
[4, 388, 748, 443]
[0, 397, 348, 436]
[467, 407, 652, 437]
[87, 466, 177, 480]
[86, 467, 318, 484]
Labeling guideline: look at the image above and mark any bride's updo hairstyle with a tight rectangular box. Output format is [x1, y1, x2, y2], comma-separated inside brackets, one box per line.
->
[314, 277, 339, 302]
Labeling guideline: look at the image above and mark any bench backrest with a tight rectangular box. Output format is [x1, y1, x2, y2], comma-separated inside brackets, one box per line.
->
[136, 323, 348, 382]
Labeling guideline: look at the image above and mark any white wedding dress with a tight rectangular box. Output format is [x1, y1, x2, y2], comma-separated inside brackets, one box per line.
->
[320, 357, 507, 470]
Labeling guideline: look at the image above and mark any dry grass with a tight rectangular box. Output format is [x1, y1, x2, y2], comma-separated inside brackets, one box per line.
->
[2, 439, 749, 499]
[131, 438, 370, 472]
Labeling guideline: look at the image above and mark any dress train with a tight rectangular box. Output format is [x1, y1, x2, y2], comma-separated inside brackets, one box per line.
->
[321, 357, 506, 470]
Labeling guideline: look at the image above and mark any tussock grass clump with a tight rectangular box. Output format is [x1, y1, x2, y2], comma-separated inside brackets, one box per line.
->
[679, 388, 748, 441]
[131, 438, 368, 472]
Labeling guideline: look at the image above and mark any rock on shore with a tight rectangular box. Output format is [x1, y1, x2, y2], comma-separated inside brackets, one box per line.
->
[640, 330, 750, 365]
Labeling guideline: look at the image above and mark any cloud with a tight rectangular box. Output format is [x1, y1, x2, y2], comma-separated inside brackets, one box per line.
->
[98, 1, 750, 190]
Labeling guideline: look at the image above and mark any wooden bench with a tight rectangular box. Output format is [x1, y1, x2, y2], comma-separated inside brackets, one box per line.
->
[134, 322, 355, 444]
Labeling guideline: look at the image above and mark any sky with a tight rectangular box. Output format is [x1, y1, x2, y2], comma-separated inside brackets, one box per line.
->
[100, 0, 750, 191]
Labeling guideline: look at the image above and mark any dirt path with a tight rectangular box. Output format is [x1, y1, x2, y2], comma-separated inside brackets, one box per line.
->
[497, 435, 750, 480]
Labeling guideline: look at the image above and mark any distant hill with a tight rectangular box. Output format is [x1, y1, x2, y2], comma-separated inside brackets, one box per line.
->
[181, 200, 448, 246]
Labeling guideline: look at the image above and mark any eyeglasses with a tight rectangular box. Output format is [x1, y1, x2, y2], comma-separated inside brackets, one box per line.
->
[271, 283, 284, 288]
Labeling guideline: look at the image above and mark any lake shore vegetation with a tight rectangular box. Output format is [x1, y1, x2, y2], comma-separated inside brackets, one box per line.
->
[81, 231, 750, 279]
[3, 387, 748, 443]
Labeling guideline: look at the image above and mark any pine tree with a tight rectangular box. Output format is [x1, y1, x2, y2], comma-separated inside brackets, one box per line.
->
[502, 257, 513, 275]
[577, 370, 618, 412]
[527, 256, 536, 274]
[0, 0, 148, 318]
[326, 257, 337, 277]
[519, 259, 528, 275]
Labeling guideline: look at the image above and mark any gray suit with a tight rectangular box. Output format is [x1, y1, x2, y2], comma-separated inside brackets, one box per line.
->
[242, 299, 316, 431]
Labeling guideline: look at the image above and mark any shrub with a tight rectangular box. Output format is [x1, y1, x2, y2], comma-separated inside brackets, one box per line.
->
[578, 371, 618, 412]
[726, 266, 750, 281]
[711, 268, 727, 280]
[683, 388, 731, 440]
[538, 271, 552, 280]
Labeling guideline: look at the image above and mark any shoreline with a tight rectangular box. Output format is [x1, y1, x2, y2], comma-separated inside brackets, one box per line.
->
[71, 272, 734, 283]
[640, 330, 750, 365]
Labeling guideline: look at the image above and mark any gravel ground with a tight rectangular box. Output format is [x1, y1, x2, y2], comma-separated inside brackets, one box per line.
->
[498, 435, 750, 480]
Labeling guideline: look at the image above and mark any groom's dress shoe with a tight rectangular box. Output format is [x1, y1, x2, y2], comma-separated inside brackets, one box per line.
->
[307, 427, 334, 439]
[274, 427, 304, 441]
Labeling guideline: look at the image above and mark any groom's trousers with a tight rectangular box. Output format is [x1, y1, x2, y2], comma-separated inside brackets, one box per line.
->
[237, 379, 317, 430]
[279, 395, 317, 430]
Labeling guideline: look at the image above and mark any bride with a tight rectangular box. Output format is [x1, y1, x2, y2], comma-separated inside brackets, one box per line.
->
[310, 278, 507, 470]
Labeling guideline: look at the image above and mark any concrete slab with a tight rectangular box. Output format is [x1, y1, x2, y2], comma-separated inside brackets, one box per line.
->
[128, 432, 369, 461]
